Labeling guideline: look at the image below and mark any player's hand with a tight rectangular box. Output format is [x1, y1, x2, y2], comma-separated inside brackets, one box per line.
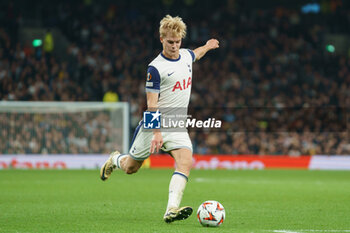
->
[150, 132, 163, 154]
[206, 39, 219, 50]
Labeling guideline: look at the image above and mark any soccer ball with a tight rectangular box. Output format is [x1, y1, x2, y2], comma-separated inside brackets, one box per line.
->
[197, 200, 225, 227]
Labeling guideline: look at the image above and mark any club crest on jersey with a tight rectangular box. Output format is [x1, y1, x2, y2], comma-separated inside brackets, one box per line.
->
[172, 77, 191, 92]
[147, 73, 152, 81]
[187, 64, 191, 72]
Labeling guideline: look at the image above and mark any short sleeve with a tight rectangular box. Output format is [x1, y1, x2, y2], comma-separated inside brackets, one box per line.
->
[187, 49, 196, 62]
[145, 66, 160, 93]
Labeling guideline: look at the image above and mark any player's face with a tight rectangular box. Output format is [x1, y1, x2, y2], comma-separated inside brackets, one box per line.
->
[161, 33, 182, 59]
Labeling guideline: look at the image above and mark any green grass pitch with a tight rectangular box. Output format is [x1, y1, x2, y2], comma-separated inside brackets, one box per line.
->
[1, 169, 350, 233]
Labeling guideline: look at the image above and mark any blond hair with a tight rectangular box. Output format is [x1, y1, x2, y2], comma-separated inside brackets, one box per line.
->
[159, 15, 187, 38]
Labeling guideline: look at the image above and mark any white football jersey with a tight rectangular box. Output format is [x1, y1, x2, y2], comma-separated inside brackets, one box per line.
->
[129, 49, 195, 157]
[146, 48, 195, 110]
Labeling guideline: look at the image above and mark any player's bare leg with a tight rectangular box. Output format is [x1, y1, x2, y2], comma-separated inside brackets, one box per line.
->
[164, 148, 193, 223]
[100, 151, 143, 181]
[170, 148, 192, 177]
[119, 155, 143, 174]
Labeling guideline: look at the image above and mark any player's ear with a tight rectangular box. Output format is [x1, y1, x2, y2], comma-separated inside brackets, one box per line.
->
[160, 37, 163, 43]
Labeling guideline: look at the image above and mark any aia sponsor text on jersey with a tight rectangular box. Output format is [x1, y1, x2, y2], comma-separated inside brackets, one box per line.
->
[172, 77, 191, 92]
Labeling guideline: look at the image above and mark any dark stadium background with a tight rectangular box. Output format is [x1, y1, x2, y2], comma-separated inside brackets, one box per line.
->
[0, 0, 350, 158]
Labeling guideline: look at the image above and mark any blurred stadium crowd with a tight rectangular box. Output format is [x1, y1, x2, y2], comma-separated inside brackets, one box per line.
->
[0, 0, 349, 155]
[0, 111, 116, 154]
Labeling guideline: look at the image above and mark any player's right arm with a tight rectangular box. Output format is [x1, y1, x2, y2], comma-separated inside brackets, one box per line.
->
[145, 66, 163, 154]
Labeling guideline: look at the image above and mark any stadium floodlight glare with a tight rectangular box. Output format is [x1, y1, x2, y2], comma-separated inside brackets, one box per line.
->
[32, 39, 42, 47]
[301, 3, 320, 14]
[326, 44, 335, 53]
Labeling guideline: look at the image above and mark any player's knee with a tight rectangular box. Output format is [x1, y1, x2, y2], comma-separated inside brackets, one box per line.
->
[184, 161, 193, 171]
[125, 168, 134, 174]
[125, 166, 139, 174]
[185, 157, 193, 167]
[177, 158, 193, 172]
[125, 169, 133, 174]
[188, 158, 193, 167]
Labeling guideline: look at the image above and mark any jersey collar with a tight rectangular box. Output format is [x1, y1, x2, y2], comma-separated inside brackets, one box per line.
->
[161, 52, 181, 62]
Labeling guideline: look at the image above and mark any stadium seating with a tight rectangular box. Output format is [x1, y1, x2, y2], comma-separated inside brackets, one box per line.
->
[0, 0, 349, 155]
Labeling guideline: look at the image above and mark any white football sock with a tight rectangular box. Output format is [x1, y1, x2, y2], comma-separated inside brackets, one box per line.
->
[166, 171, 188, 212]
[112, 154, 128, 169]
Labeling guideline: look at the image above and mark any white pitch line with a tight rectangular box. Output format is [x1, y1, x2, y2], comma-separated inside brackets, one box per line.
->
[273, 230, 301, 233]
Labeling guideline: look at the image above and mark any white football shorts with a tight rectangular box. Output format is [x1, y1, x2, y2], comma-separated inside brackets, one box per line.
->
[129, 123, 193, 161]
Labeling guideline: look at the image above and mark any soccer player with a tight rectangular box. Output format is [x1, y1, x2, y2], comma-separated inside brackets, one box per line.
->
[100, 15, 219, 223]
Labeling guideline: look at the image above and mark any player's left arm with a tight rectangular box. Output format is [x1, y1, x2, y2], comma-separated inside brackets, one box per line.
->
[193, 39, 219, 61]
